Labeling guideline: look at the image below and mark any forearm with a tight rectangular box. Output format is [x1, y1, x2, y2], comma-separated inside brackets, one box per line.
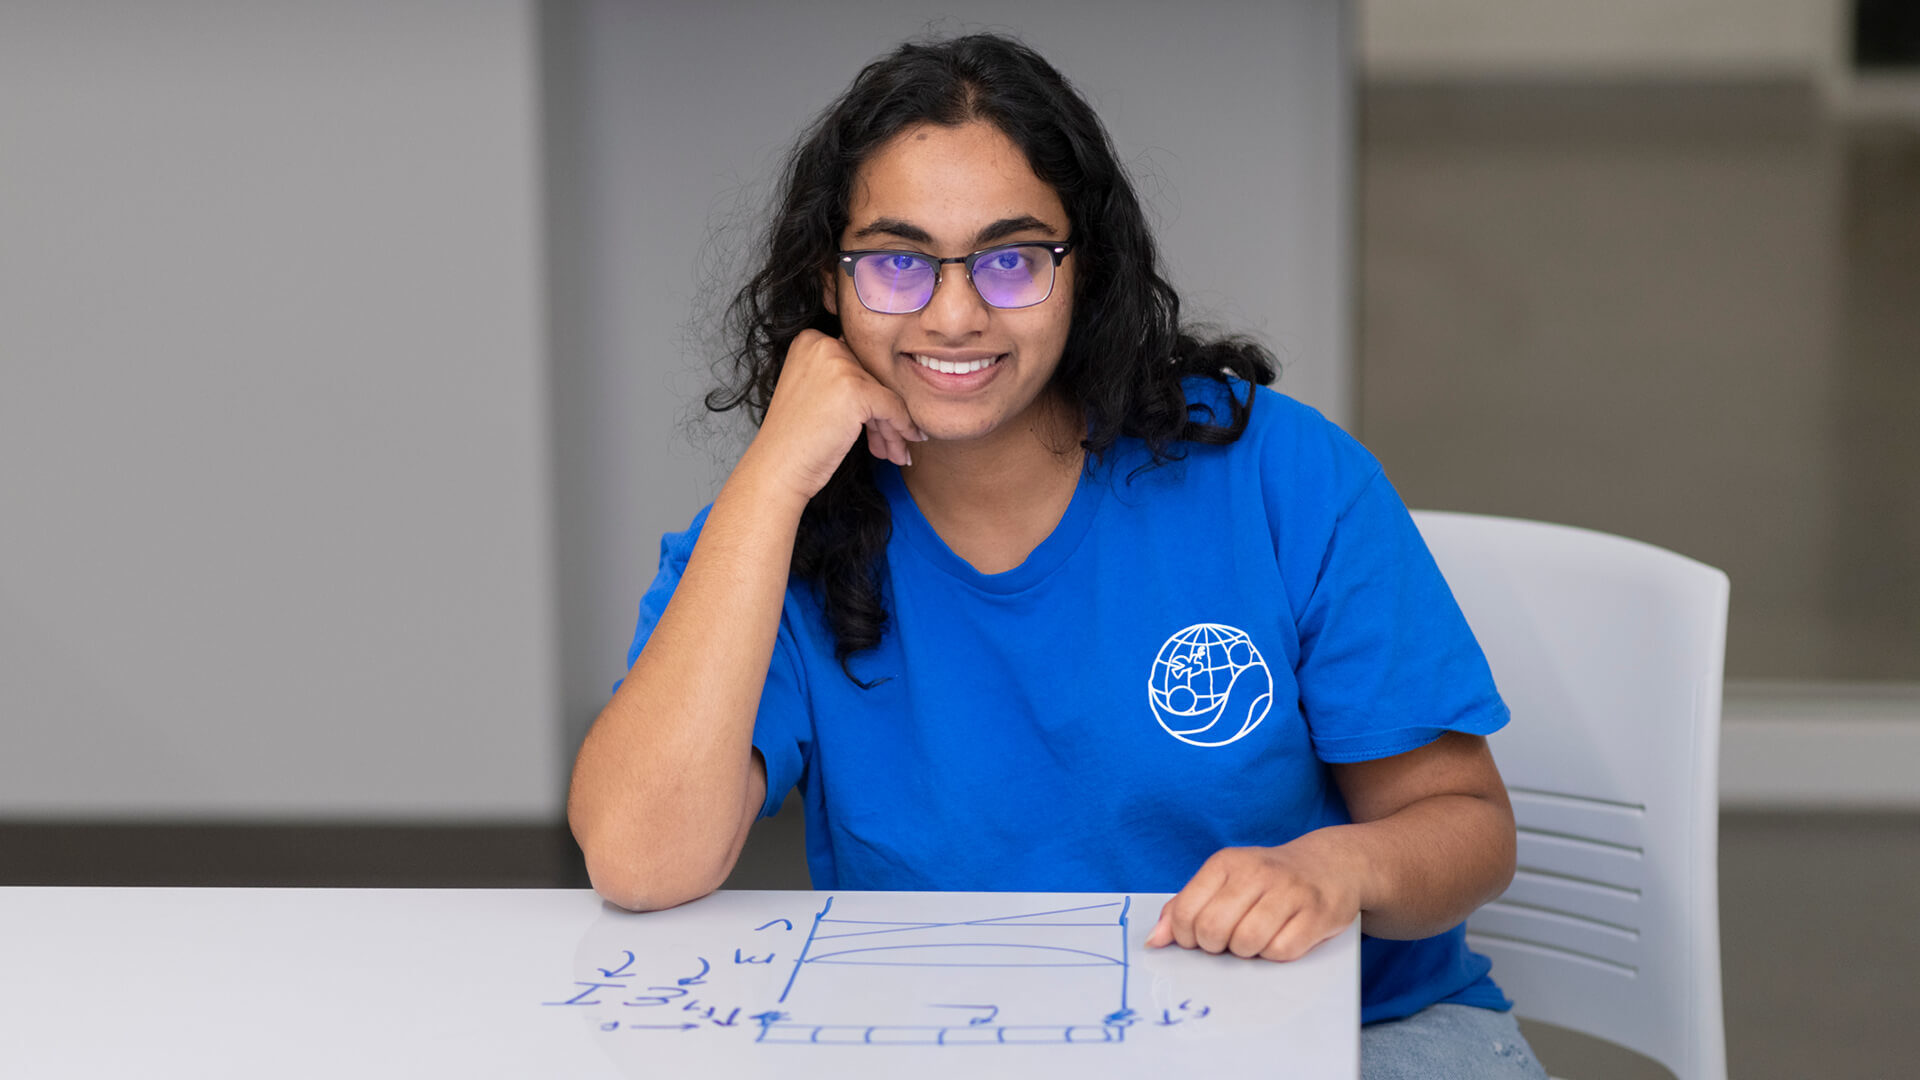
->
[1292, 791, 1515, 940]
[568, 451, 807, 908]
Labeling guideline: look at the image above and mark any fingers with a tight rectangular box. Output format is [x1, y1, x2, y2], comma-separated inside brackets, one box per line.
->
[1187, 872, 1265, 954]
[824, 336, 925, 449]
[863, 394, 927, 449]
[1146, 847, 1356, 963]
[1145, 856, 1228, 951]
[864, 421, 902, 467]
[864, 419, 917, 468]
[882, 416, 921, 460]
[1259, 911, 1348, 963]
[1226, 894, 1297, 959]
[1145, 906, 1173, 948]
[755, 330, 928, 498]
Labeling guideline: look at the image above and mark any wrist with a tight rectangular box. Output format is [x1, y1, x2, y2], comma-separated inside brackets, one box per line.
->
[726, 444, 817, 519]
[1285, 824, 1384, 913]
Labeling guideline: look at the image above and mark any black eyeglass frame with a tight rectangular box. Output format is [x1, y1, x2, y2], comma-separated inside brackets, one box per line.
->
[834, 239, 1077, 313]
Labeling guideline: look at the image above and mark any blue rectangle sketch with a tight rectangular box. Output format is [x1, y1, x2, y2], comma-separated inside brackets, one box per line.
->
[754, 895, 1137, 1046]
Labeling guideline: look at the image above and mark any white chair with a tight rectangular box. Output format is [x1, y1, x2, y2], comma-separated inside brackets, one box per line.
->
[1411, 510, 1729, 1080]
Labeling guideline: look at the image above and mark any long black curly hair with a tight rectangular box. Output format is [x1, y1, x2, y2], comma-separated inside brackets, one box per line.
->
[706, 33, 1277, 685]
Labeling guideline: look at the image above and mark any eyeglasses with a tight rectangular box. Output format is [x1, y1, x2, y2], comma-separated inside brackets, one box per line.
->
[836, 240, 1075, 314]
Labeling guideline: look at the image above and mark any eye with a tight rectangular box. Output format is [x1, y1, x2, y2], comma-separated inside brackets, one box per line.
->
[985, 249, 1025, 272]
[886, 254, 920, 272]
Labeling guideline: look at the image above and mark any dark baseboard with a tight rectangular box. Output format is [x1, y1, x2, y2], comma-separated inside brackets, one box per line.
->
[0, 822, 590, 889]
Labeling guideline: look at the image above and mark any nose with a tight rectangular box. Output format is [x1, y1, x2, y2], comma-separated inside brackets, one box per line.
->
[916, 264, 991, 338]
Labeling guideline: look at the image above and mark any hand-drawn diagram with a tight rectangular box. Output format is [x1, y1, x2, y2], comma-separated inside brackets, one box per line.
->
[541, 889, 1264, 1080]
[543, 890, 1352, 1079]
[754, 895, 1135, 1045]
[544, 894, 1191, 1048]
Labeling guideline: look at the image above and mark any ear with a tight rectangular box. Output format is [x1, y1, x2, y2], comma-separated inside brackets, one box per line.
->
[821, 265, 838, 317]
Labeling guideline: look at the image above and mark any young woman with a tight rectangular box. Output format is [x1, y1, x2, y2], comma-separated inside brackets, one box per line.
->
[568, 33, 1547, 1079]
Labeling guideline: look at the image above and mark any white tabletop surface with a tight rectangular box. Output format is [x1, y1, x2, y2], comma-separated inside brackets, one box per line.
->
[0, 887, 1358, 1078]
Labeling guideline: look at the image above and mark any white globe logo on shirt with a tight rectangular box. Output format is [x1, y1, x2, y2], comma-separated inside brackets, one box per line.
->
[1147, 623, 1274, 747]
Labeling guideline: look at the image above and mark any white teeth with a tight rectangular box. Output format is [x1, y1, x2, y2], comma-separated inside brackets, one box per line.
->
[913, 354, 997, 375]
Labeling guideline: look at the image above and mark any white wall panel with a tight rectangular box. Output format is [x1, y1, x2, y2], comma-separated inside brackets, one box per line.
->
[0, 0, 558, 818]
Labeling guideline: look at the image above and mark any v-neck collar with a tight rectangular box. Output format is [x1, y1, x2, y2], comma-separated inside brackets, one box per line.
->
[875, 456, 1106, 595]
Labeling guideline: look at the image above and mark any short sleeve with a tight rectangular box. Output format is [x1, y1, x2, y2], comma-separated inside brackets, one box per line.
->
[612, 505, 813, 819]
[1293, 470, 1509, 763]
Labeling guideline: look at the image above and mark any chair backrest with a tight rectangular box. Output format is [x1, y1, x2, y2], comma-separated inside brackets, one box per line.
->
[1411, 510, 1729, 1080]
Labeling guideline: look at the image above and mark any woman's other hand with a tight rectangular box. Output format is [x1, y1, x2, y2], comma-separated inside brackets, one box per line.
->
[1145, 733, 1516, 960]
[1143, 838, 1363, 961]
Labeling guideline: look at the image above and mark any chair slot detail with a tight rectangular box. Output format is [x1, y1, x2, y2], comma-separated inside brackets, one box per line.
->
[1466, 930, 1640, 979]
[1509, 788, 1646, 850]
[1502, 868, 1641, 929]
[1505, 786, 1645, 813]
[1515, 832, 1644, 892]
[1470, 901, 1641, 968]
[1478, 898, 1639, 939]
[1514, 824, 1644, 855]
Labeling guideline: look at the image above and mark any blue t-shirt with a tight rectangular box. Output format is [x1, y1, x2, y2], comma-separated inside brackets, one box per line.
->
[620, 378, 1512, 1024]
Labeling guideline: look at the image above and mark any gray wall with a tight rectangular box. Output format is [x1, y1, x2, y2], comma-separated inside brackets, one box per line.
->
[546, 0, 1355, 754]
[0, 0, 559, 819]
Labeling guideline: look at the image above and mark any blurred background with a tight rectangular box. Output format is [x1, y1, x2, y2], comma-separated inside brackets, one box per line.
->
[2, 2, 1914, 1076]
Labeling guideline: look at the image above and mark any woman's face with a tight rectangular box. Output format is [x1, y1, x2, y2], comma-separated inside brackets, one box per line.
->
[826, 120, 1075, 447]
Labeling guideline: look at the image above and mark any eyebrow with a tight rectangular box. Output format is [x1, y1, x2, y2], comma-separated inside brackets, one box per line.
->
[850, 215, 1062, 248]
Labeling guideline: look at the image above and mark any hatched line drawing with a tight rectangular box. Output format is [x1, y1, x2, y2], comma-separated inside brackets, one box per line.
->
[757, 895, 1135, 1047]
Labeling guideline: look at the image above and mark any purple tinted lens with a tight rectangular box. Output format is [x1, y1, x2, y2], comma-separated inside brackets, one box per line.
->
[851, 252, 936, 313]
[970, 245, 1051, 308]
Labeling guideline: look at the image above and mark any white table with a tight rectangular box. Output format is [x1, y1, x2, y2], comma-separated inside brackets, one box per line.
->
[0, 887, 1358, 1078]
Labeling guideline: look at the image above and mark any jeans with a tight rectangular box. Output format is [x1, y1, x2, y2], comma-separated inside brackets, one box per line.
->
[1361, 1003, 1550, 1080]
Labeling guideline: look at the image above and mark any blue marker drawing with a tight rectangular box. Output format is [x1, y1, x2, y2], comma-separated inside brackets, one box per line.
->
[621, 986, 689, 1007]
[1155, 999, 1212, 1026]
[543, 981, 625, 1007]
[554, 896, 1189, 1051]
[930, 1003, 999, 1025]
[777, 895, 833, 1004]
[757, 896, 1133, 1046]
[596, 950, 638, 979]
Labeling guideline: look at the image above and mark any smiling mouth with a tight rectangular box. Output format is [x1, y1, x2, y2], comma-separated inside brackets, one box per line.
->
[911, 354, 1002, 375]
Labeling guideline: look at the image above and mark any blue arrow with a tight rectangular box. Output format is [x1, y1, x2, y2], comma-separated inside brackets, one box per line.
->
[932, 1003, 999, 1025]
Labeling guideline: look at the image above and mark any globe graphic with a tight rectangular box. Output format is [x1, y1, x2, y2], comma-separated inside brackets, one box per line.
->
[1147, 623, 1273, 747]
